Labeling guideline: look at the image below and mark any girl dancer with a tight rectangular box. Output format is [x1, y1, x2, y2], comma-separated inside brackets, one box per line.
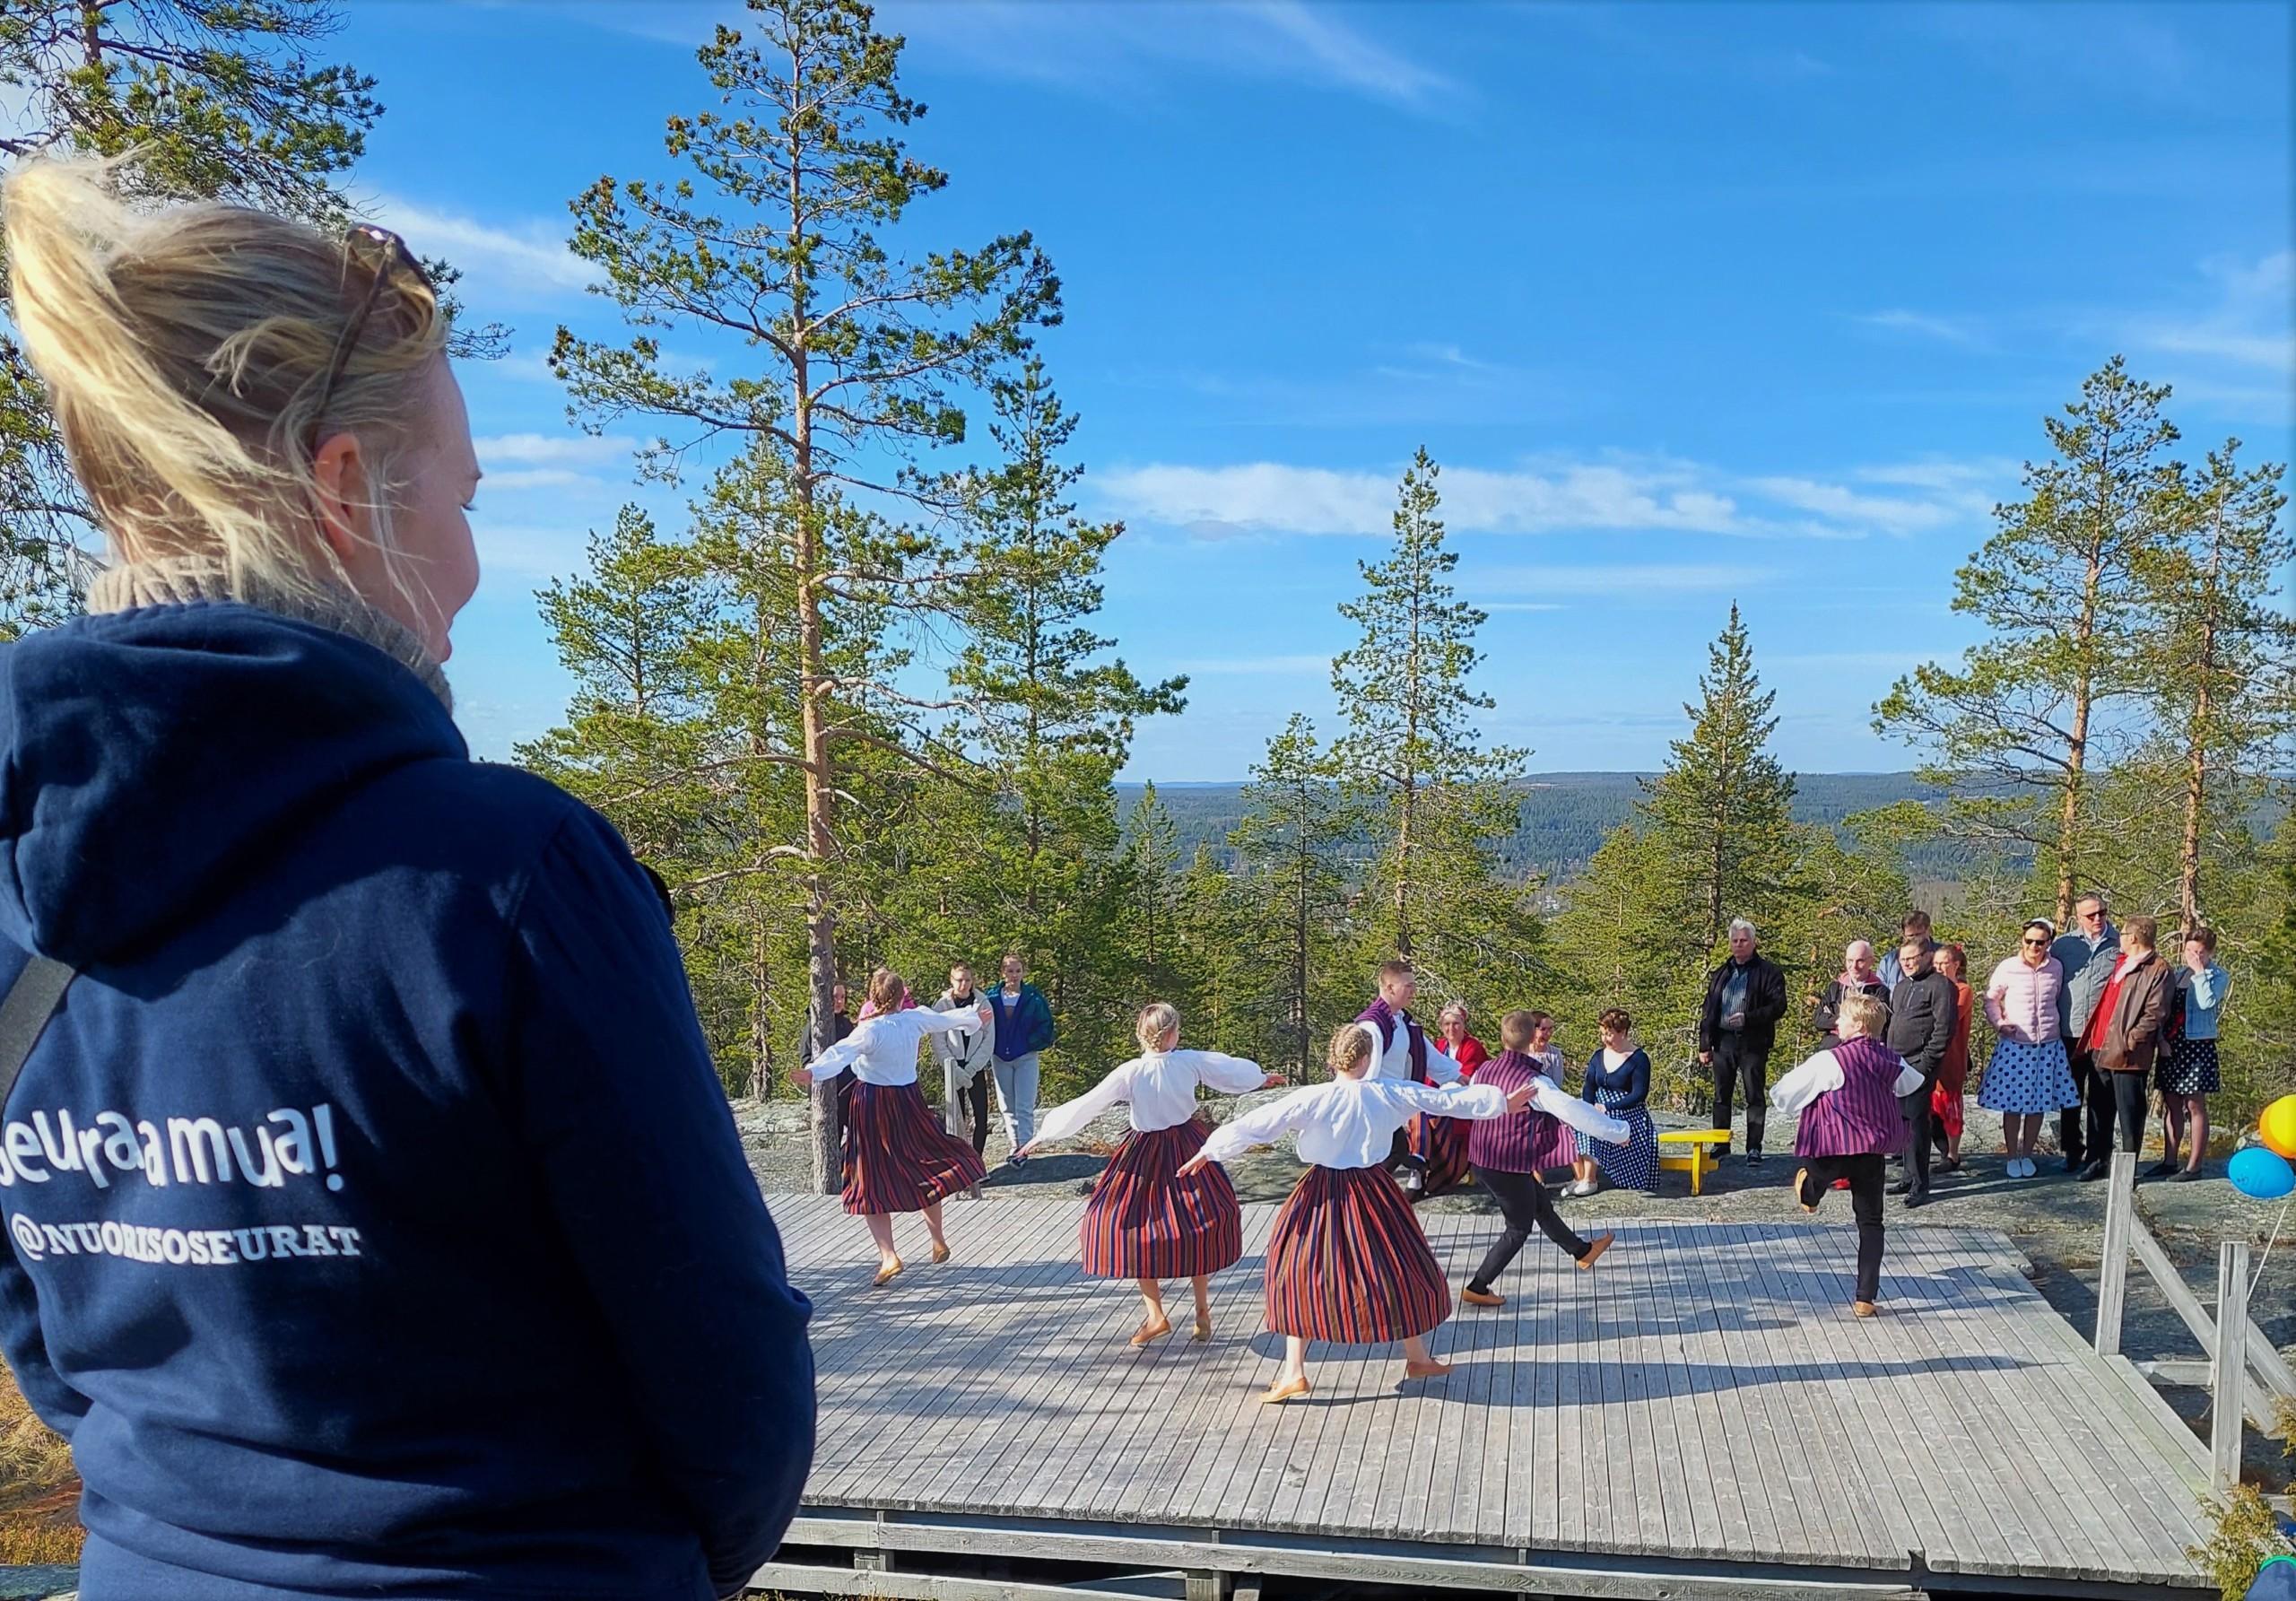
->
[1178, 1025, 1534, 1404]
[797, 968, 993, 1285]
[1460, 1010, 1625, 1308]
[1019, 1004, 1283, 1346]
[1569, 1009, 1658, 1196]
[1772, 994, 1925, 1317]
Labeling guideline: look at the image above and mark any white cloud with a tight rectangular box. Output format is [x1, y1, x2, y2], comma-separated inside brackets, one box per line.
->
[1096, 452, 2012, 544]
[476, 432, 639, 468]
[2126, 251, 2296, 374]
[369, 193, 597, 297]
[1851, 309, 1987, 347]
[476, 523, 586, 581]
[1249, 0, 1457, 109]
[1482, 563, 1770, 597]
[482, 468, 596, 492]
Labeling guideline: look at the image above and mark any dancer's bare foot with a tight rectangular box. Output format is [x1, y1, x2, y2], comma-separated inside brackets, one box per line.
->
[1460, 1285, 1505, 1308]
[1577, 1232, 1615, 1270]
[929, 1241, 951, 1265]
[1130, 1317, 1172, 1347]
[1192, 1315, 1212, 1342]
[1259, 1374, 1310, 1405]
[1402, 1357, 1453, 1380]
[872, 1257, 904, 1287]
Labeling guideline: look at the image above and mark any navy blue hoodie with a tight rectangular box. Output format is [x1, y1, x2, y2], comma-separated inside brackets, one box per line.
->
[0, 599, 815, 1599]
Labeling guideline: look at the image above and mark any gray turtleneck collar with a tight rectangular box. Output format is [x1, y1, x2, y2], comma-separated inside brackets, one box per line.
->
[83, 558, 454, 713]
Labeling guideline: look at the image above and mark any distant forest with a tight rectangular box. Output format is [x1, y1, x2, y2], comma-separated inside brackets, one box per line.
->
[1120, 772, 1962, 886]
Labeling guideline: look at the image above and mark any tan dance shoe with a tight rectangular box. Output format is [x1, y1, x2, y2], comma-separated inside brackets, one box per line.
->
[1130, 1318, 1173, 1347]
[1258, 1374, 1311, 1405]
[1853, 1300, 1878, 1318]
[1460, 1285, 1505, 1308]
[1401, 1357, 1453, 1380]
[929, 1242, 952, 1265]
[1192, 1315, 1212, 1342]
[872, 1258, 905, 1287]
[1795, 1167, 1816, 1214]
[1576, 1232, 1615, 1270]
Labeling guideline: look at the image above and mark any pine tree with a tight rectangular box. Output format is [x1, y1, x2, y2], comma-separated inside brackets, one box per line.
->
[1877, 357, 2181, 926]
[2139, 439, 2295, 930]
[553, 0, 1057, 1190]
[0, 0, 497, 635]
[1228, 715, 1358, 1079]
[1332, 448, 1526, 967]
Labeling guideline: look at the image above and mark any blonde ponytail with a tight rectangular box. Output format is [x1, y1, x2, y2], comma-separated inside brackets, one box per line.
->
[1, 156, 445, 604]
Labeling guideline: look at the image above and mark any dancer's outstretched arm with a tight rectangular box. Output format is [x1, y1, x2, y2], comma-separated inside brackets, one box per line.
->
[1024, 1062, 1136, 1153]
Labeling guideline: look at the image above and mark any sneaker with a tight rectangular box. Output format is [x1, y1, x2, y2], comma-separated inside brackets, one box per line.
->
[2011, 1157, 2032, 1179]
[1398, 1167, 1426, 1196]
[1567, 1179, 1599, 1198]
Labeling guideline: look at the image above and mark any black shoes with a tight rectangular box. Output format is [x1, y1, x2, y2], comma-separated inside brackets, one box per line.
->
[2063, 1153, 2085, 1173]
[1905, 1191, 1929, 1209]
[1887, 1178, 1914, 1196]
[2143, 1160, 2179, 1179]
[1745, 1152, 1766, 1167]
[2077, 1162, 2109, 1182]
[2171, 1167, 2207, 1182]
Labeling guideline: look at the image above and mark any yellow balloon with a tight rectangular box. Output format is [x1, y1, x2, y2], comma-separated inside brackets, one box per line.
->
[2262, 1095, 2296, 1161]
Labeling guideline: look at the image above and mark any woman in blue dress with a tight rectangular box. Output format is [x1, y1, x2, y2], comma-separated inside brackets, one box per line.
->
[1570, 1007, 1658, 1195]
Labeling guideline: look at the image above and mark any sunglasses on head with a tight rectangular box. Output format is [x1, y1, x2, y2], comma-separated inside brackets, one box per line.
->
[307, 224, 433, 454]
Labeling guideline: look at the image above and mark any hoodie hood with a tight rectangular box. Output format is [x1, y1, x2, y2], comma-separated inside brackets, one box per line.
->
[0, 597, 465, 966]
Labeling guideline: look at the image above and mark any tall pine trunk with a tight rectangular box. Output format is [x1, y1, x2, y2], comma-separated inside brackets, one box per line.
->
[2054, 550, 2103, 927]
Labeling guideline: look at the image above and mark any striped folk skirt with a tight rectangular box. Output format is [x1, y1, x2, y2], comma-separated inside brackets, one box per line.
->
[841, 1079, 989, 1217]
[1079, 1118, 1243, 1280]
[1264, 1165, 1450, 1344]
[1404, 1109, 1474, 1199]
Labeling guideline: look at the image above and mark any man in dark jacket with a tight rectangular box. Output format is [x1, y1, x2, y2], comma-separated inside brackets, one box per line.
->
[1698, 919, 1790, 1162]
[2053, 893, 2119, 1172]
[1884, 940, 1959, 1205]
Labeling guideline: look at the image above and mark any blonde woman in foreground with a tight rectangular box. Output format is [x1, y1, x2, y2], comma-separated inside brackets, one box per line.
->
[1178, 1025, 1535, 1403]
[1020, 1003, 1283, 1344]
[0, 158, 812, 1601]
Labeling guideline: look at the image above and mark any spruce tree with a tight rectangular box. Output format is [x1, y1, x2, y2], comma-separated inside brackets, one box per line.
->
[553, 0, 1057, 1189]
[1332, 448, 1525, 970]
[1877, 357, 2181, 925]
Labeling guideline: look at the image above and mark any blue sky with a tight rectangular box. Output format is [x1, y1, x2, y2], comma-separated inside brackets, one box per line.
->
[336, 1, 2293, 779]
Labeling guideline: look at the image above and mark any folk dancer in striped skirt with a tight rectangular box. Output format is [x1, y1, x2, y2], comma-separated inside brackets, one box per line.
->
[1019, 1003, 1283, 1347]
[1771, 993, 1926, 1318]
[796, 967, 994, 1286]
[1178, 1023, 1535, 1405]
[1459, 1010, 1628, 1307]
[1356, 958, 1471, 1199]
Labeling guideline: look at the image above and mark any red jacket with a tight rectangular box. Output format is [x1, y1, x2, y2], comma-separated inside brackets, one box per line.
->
[1447, 1033, 1490, 1080]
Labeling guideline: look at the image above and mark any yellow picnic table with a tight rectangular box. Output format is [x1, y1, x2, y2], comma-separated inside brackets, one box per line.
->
[1657, 1128, 1731, 1195]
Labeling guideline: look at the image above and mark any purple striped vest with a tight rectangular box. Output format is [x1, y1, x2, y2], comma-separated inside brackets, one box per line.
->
[1465, 1050, 1544, 1171]
[1357, 998, 1430, 1082]
[1794, 1036, 1908, 1159]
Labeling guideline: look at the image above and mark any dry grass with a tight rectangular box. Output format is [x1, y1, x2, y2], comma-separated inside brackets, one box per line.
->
[0, 1364, 83, 1564]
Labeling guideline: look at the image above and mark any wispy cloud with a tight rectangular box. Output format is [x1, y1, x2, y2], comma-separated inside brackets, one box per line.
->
[878, 0, 1459, 115]
[2126, 250, 2294, 372]
[1482, 563, 1771, 597]
[476, 432, 639, 468]
[1850, 309, 1987, 348]
[369, 193, 596, 299]
[1096, 453, 2011, 544]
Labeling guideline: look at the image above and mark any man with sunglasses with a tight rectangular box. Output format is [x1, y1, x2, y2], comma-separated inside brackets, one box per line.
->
[2051, 894, 2119, 1173]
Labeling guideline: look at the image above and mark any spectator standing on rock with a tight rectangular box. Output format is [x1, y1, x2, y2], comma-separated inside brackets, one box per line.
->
[1698, 919, 1789, 1163]
[2052, 893, 2119, 1172]
[989, 952, 1057, 1159]
[2078, 915, 2174, 1184]
[1813, 940, 1890, 1048]
[2153, 927, 2230, 1181]
[934, 962, 997, 1163]
[1883, 941, 1958, 1206]
[1929, 944, 1975, 1171]
[1877, 909, 1939, 991]
[1981, 919, 2079, 1179]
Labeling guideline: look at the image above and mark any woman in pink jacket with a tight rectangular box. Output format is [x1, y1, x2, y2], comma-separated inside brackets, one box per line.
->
[1979, 918, 2081, 1179]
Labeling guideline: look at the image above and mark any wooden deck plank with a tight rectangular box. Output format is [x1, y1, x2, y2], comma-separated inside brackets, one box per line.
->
[786, 1196, 2209, 1593]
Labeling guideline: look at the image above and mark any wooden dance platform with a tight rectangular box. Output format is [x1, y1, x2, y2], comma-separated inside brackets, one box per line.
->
[752, 1192, 2216, 1600]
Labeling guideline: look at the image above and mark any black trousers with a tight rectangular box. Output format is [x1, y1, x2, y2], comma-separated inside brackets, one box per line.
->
[2060, 1046, 2099, 1162]
[2085, 1068, 2149, 1168]
[1898, 1080, 1936, 1194]
[1711, 1033, 1770, 1154]
[1466, 1165, 1589, 1291]
[957, 1070, 991, 1156]
[1797, 1153, 1886, 1303]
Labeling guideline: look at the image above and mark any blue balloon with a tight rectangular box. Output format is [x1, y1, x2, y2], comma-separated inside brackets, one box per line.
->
[2229, 1146, 2296, 1201]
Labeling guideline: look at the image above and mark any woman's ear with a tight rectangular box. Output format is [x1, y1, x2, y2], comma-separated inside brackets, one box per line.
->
[309, 429, 373, 561]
